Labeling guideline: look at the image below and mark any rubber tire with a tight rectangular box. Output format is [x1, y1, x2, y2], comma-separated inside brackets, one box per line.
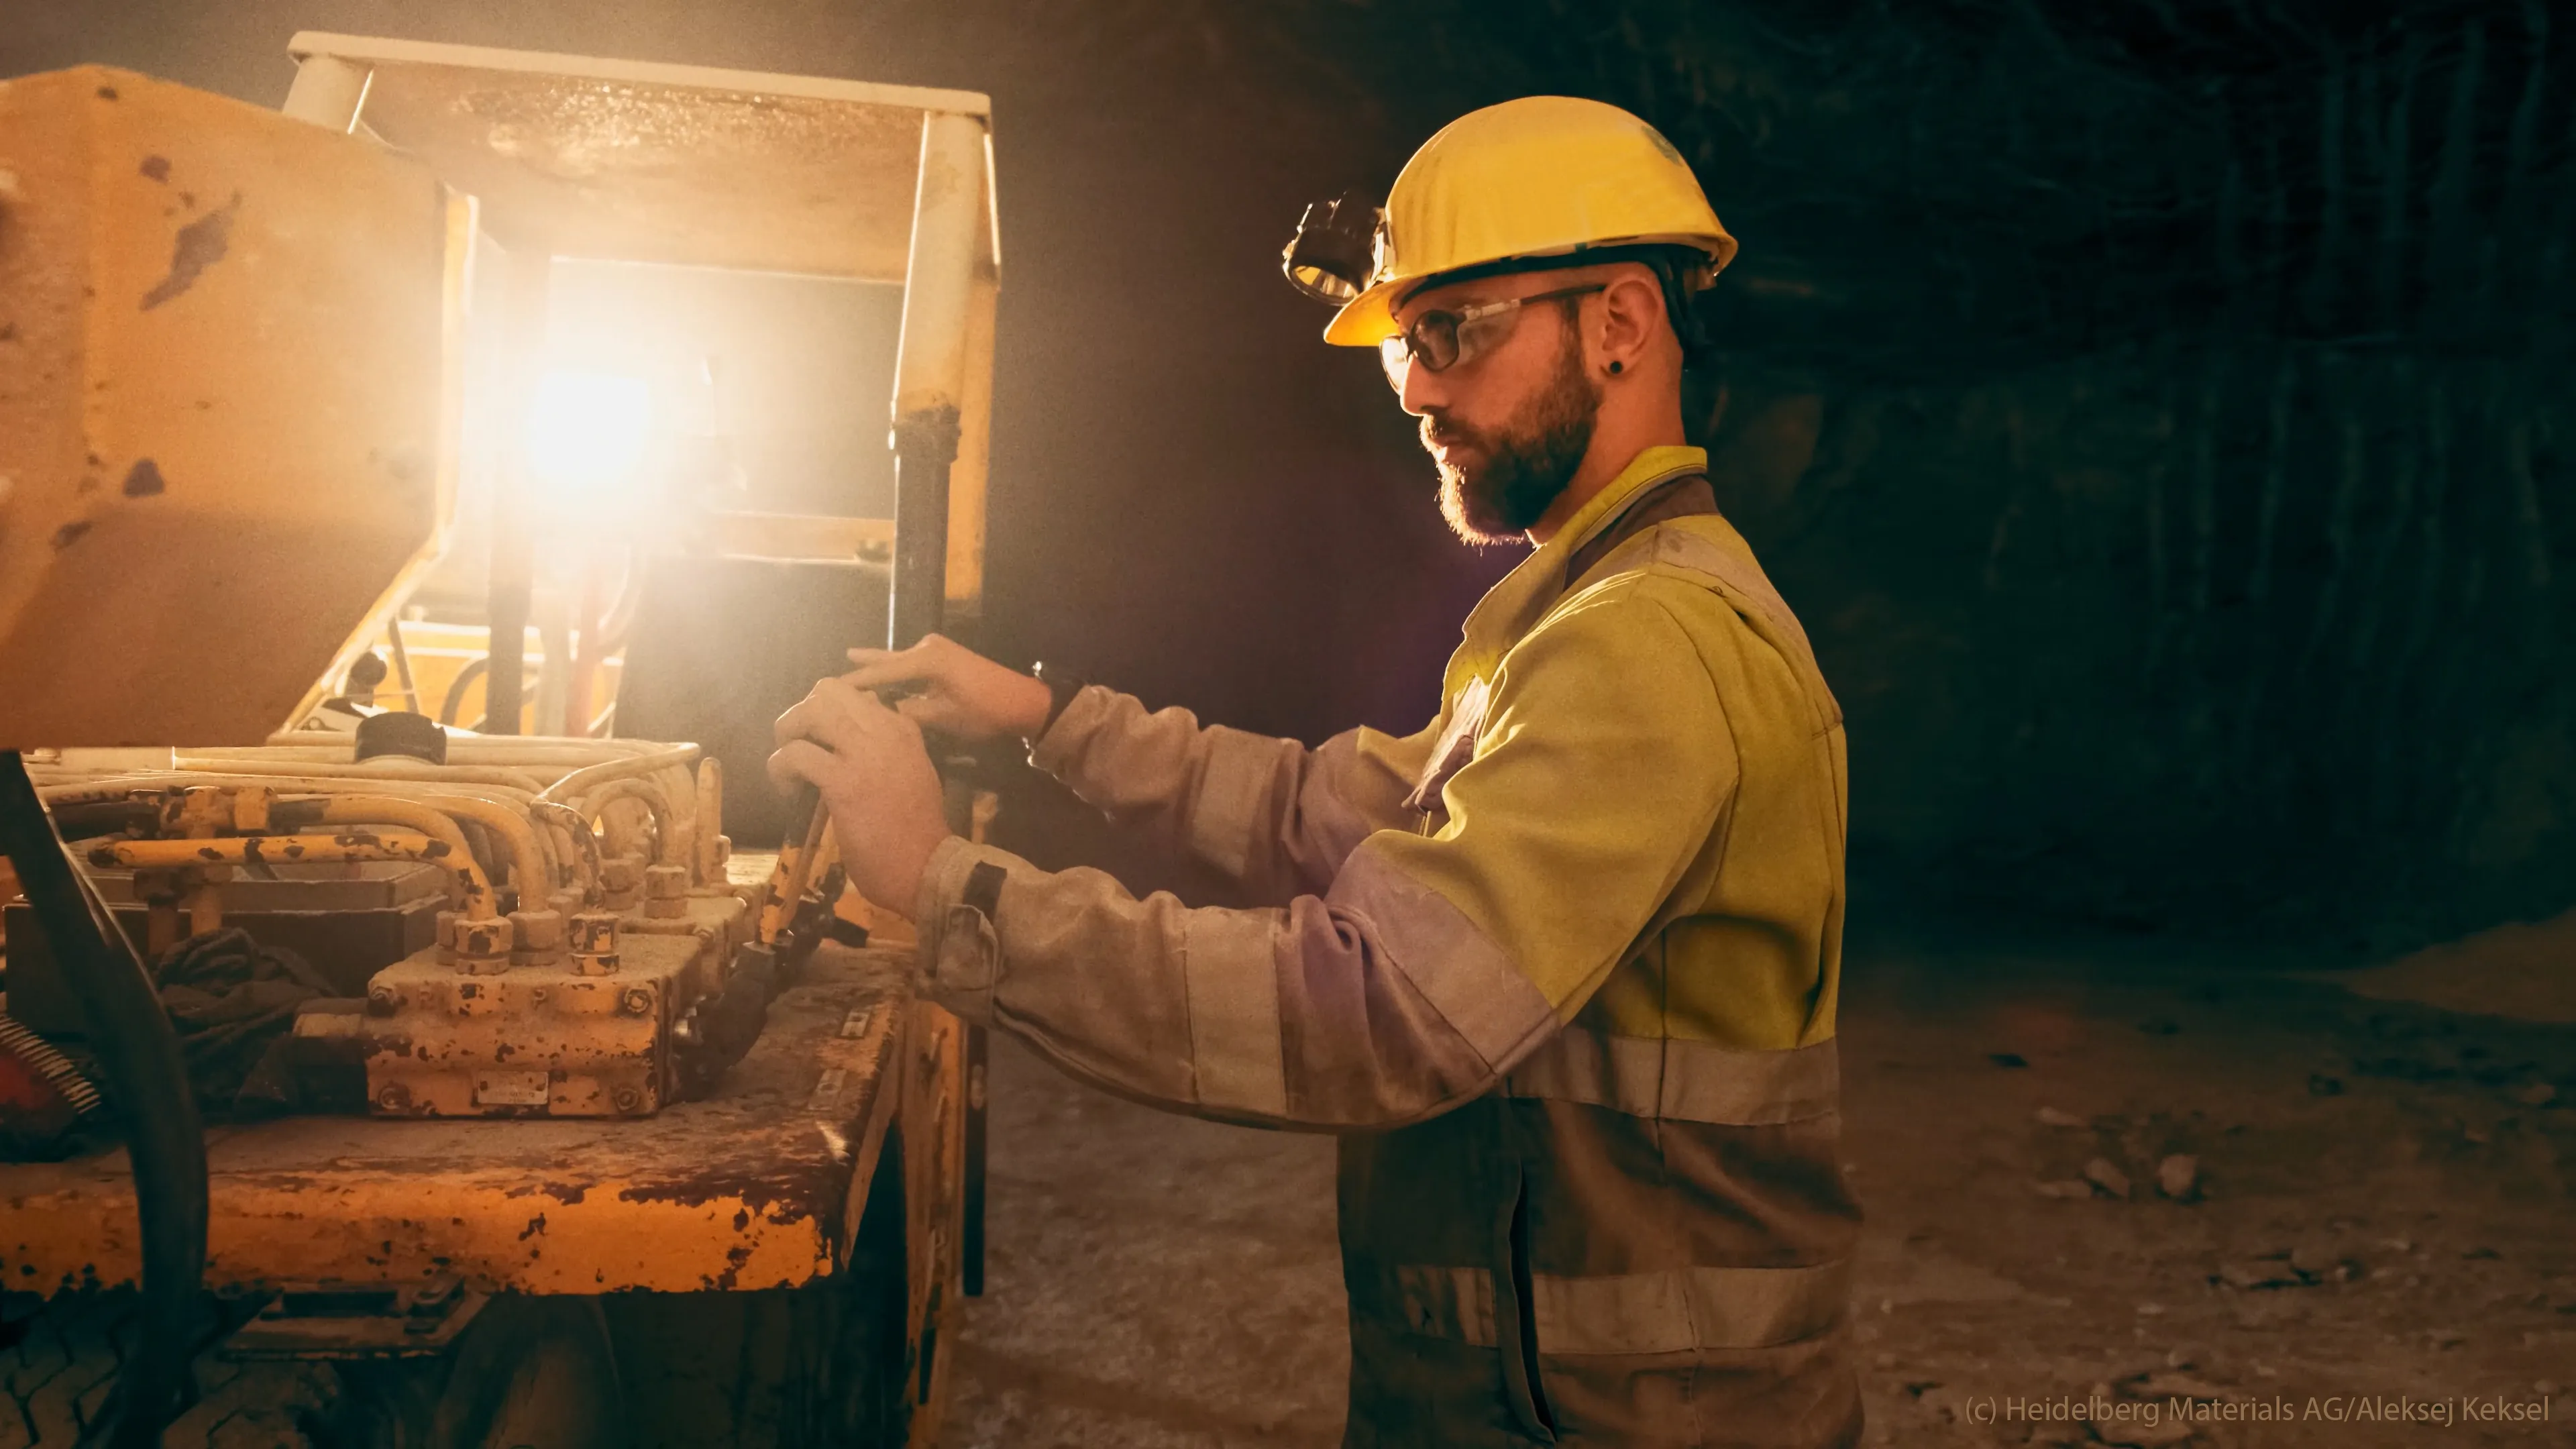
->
[0, 1289, 329, 1449]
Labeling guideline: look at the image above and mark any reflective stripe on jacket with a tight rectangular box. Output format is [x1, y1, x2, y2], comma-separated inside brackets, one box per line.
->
[912, 445, 1860, 1447]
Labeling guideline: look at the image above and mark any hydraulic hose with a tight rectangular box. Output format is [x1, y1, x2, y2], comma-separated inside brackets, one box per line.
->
[0, 751, 206, 1449]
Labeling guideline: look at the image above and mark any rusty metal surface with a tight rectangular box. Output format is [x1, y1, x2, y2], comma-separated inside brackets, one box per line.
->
[362, 889, 745, 1118]
[0, 66, 458, 748]
[363, 932, 697, 1118]
[1, 944, 914, 1297]
[344, 49, 940, 280]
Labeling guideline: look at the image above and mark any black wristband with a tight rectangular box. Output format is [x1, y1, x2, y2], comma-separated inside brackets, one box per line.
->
[1029, 660, 1085, 741]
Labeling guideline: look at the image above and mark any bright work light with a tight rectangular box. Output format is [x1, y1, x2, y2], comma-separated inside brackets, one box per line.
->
[527, 369, 652, 499]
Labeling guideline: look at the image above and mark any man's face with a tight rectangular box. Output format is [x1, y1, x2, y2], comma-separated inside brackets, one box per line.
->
[1392, 274, 1603, 544]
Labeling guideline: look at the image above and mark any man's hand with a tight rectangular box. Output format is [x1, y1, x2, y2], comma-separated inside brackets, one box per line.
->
[843, 634, 1054, 745]
[766, 677, 955, 912]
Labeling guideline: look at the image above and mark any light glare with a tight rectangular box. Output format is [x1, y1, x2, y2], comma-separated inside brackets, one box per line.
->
[527, 370, 651, 498]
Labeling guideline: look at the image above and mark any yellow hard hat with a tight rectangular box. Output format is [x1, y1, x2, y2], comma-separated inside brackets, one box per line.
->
[1316, 96, 1737, 347]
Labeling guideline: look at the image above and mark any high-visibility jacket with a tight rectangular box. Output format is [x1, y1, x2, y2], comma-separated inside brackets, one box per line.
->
[911, 444, 1861, 1447]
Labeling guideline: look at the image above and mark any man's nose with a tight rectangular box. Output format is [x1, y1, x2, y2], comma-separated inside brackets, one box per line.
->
[1397, 354, 1448, 417]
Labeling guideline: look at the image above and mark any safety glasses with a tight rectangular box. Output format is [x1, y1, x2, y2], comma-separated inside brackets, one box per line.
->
[1378, 284, 1603, 391]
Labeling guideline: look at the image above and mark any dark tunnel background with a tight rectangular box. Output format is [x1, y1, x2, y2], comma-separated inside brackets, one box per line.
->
[11, 0, 2575, 954]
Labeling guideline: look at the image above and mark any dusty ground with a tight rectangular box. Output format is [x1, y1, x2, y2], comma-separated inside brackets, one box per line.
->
[948, 920, 2576, 1448]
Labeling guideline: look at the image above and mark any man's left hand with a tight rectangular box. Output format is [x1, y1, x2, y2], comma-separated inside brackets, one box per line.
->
[767, 676, 955, 911]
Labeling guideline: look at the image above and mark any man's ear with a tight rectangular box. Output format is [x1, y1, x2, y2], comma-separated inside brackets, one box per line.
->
[1597, 269, 1665, 375]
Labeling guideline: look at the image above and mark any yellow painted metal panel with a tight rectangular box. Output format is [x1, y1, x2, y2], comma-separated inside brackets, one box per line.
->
[0, 66, 456, 747]
[0, 946, 910, 1296]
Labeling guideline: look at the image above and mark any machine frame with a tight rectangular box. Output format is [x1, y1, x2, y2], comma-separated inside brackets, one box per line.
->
[1, 33, 1004, 1447]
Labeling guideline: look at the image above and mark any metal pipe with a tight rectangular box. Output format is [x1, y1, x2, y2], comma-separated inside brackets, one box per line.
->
[419, 796, 551, 900]
[535, 743, 701, 806]
[0, 753, 206, 1449]
[531, 805, 598, 898]
[533, 586, 574, 737]
[48, 772, 536, 809]
[695, 757, 727, 881]
[654, 763, 702, 876]
[888, 111, 987, 651]
[566, 562, 608, 738]
[91, 833, 496, 919]
[577, 777, 680, 866]
[176, 756, 551, 793]
[41, 773, 563, 898]
[384, 615, 423, 712]
[486, 244, 552, 737]
[291, 795, 538, 903]
[261, 730, 665, 756]
[889, 117, 994, 1304]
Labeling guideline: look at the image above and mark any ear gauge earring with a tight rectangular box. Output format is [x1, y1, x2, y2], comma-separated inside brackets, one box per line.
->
[1607, 360, 1624, 375]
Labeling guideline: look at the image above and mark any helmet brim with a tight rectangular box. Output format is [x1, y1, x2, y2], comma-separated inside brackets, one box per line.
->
[1322, 278, 1405, 347]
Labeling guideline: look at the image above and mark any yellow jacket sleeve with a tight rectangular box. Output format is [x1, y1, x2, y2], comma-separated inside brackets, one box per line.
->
[1028, 686, 1435, 904]
[914, 578, 1739, 1130]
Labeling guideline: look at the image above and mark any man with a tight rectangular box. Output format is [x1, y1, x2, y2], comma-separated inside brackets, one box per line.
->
[770, 96, 1860, 1448]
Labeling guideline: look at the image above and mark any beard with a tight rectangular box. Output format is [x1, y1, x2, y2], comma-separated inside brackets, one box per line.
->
[1422, 325, 1601, 545]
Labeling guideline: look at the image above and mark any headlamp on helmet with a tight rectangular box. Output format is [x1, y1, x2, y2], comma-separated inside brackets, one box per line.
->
[1281, 191, 1383, 305]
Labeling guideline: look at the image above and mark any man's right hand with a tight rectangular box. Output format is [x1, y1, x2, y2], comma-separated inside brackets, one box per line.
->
[843, 633, 1056, 745]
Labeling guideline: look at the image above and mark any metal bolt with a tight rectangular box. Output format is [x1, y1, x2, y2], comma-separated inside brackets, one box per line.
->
[643, 864, 688, 918]
[619, 987, 653, 1017]
[599, 855, 646, 909]
[612, 1087, 643, 1113]
[450, 914, 515, 969]
[570, 911, 619, 953]
[375, 1083, 411, 1112]
[366, 985, 401, 1017]
[529, 986, 549, 1004]
[509, 908, 565, 951]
